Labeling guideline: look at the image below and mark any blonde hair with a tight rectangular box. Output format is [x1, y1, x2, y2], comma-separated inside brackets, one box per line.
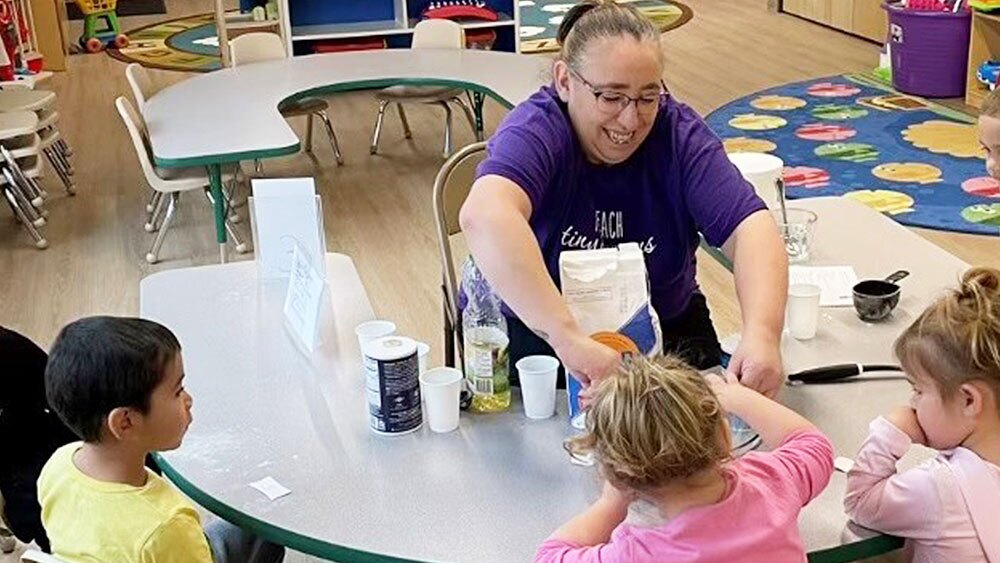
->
[982, 88, 1000, 119]
[894, 267, 1000, 403]
[565, 356, 728, 492]
[556, 0, 661, 71]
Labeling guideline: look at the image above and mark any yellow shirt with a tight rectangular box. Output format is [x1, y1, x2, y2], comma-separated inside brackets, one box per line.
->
[38, 442, 214, 563]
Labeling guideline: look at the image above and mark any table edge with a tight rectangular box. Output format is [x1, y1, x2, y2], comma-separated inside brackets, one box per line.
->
[151, 75, 517, 169]
[154, 453, 429, 563]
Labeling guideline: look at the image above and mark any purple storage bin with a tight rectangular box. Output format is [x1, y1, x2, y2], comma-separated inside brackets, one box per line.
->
[884, 2, 971, 98]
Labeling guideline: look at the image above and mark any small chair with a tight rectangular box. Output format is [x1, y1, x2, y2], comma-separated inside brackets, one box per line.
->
[116, 96, 248, 263]
[432, 141, 487, 367]
[229, 32, 343, 165]
[124, 63, 169, 114]
[371, 19, 477, 159]
[21, 551, 65, 563]
[0, 89, 74, 194]
[0, 111, 49, 248]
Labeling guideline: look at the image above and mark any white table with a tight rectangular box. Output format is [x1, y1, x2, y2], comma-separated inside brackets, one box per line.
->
[142, 49, 551, 261]
[140, 200, 969, 562]
[774, 197, 969, 374]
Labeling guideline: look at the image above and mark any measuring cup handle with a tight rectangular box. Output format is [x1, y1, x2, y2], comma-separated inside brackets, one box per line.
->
[884, 270, 910, 284]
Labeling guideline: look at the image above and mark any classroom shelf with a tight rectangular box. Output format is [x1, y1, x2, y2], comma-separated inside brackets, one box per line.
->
[408, 12, 516, 30]
[292, 20, 411, 41]
[282, 0, 520, 53]
[966, 10, 1000, 109]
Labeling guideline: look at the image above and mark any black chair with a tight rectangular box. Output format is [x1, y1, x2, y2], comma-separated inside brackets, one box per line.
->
[0, 326, 75, 552]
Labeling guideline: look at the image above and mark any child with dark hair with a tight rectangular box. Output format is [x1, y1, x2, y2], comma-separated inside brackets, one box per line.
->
[38, 316, 284, 563]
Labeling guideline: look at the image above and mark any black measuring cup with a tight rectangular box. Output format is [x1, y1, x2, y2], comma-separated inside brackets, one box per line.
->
[852, 270, 910, 322]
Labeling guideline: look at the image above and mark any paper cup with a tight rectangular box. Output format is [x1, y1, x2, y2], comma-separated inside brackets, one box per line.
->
[516, 355, 560, 419]
[355, 320, 396, 360]
[787, 284, 821, 340]
[416, 341, 430, 375]
[420, 367, 463, 433]
[416, 341, 431, 403]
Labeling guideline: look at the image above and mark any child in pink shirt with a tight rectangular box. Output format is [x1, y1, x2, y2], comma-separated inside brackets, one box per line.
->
[845, 267, 1000, 562]
[536, 356, 834, 563]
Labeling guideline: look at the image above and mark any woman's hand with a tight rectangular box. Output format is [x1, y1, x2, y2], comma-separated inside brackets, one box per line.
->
[552, 331, 621, 387]
[726, 332, 783, 398]
[886, 405, 927, 446]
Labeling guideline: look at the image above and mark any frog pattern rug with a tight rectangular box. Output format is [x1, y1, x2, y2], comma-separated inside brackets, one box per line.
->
[705, 74, 1000, 236]
[519, 0, 691, 54]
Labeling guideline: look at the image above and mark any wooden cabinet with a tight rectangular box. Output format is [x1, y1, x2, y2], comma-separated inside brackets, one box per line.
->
[783, 0, 887, 43]
[30, 0, 69, 71]
[966, 11, 1000, 109]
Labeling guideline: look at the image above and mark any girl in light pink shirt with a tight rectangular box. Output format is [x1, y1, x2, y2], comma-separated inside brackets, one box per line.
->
[536, 355, 834, 563]
[845, 267, 1000, 562]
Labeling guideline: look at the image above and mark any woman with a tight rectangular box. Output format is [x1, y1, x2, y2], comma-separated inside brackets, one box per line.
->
[459, 0, 788, 396]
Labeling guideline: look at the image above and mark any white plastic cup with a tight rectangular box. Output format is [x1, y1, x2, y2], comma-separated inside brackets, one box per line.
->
[420, 367, 463, 433]
[416, 342, 430, 375]
[416, 341, 431, 404]
[355, 320, 396, 360]
[516, 355, 560, 419]
[787, 284, 822, 340]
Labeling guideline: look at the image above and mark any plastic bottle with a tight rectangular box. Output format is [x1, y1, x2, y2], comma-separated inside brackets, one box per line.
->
[461, 258, 510, 412]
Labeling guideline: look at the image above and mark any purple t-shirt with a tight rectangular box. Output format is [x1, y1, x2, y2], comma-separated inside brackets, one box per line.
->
[475, 86, 766, 322]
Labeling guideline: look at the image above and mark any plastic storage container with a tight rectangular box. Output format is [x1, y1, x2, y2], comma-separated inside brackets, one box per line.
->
[883, 2, 971, 98]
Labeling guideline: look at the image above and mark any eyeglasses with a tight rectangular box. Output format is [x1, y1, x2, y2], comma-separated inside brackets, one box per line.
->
[570, 68, 666, 116]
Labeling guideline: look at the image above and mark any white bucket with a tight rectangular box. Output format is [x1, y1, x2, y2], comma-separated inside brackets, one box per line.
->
[728, 152, 785, 209]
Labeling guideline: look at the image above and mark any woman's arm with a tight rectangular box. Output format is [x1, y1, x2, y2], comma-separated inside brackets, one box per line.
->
[722, 209, 788, 397]
[460, 175, 620, 384]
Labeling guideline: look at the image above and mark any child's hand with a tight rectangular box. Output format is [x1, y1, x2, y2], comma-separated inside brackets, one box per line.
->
[600, 480, 634, 508]
[706, 371, 744, 412]
[885, 406, 927, 446]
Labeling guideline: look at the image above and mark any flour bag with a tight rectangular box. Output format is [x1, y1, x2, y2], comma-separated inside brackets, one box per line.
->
[559, 242, 662, 428]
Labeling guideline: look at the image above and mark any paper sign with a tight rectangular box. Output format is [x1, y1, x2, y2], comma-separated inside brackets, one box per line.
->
[249, 476, 291, 500]
[789, 265, 859, 307]
[283, 243, 325, 353]
[251, 178, 326, 280]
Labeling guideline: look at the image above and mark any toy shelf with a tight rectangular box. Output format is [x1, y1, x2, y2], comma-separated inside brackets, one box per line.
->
[966, 10, 1000, 108]
[281, 0, 520, 54]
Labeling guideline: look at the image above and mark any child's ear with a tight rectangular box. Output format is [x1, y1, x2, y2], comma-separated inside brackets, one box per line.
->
[106, 407, 136, 441]
[958, 383, 984, 418]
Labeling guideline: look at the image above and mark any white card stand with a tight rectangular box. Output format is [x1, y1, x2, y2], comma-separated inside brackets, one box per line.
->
[249, 178, 328, 281]
[283, 242, 326, 354]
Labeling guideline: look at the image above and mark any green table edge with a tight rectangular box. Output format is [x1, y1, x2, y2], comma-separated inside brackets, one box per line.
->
[151, 77, 515, 169]
[154, 452, 427, 563]
[158, 443, 903, 562]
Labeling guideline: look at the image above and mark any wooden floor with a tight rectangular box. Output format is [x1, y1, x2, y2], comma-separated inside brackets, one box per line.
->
[2, 0, 998, 362]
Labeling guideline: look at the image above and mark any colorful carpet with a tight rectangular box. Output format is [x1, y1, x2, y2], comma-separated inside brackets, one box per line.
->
[519, 0, 692, 54]
[705, 75, 1000, 236]
[108, 13, 221, 72]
